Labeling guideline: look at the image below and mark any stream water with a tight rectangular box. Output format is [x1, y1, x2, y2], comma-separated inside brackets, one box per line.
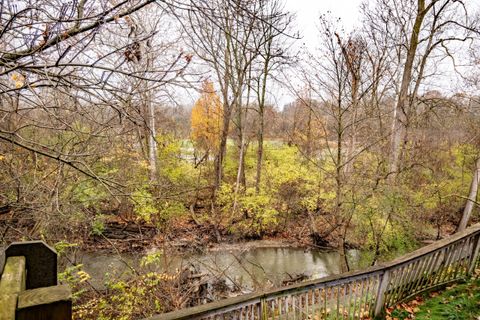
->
[77, 245, 367, 291]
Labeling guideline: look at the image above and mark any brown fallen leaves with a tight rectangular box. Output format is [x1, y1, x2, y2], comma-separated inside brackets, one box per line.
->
[386, 295, 424, 320]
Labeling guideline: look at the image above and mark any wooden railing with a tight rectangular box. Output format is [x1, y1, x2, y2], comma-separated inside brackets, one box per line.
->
[0, 241, 72, 320]
[147, 224, 480, 320]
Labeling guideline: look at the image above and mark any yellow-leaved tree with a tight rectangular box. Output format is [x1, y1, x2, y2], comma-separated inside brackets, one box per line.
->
[191, 80, 223, 155]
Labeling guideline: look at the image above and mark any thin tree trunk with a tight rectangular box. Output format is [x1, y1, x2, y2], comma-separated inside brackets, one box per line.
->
[306, 106, 313, 157]
[214, 104, 232, 192]
[147, 100, 157, 182]
[345, 77, 359, 174]
[235, 102, 246, 188]
[255, 55, 269, 193]
[255, 117, 264, 193]
[458, 157, 480, 231]
[233, 135, 246, 212]
[390, 0, 428, 176]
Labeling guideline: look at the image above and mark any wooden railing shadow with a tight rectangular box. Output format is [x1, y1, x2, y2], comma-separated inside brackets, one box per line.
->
[146, 224, 480, 320]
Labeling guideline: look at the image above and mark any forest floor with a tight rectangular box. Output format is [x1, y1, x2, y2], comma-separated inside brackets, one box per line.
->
[82, 214, 459, 256]
[81, 213, 334, 253]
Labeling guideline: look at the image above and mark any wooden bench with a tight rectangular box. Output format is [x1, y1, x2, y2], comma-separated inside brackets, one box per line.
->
[0, 241, 71, 320]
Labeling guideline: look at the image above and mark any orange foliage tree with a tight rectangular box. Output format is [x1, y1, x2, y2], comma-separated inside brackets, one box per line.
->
[191, 80, 223, 155]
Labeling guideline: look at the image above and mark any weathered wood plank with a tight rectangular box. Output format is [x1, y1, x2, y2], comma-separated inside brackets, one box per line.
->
[0, 294, 17, 320]
[17, 284, 71, 310]
[0, 256, 26, 294]
[16, 285, 72, 320]
[468, 234, 480, 275]
[373, 270, 389, 316]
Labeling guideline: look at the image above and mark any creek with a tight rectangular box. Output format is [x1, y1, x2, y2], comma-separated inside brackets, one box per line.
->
[78, 244, 368, 292]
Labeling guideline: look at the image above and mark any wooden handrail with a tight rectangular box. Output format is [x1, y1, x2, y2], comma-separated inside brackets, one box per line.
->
[146, 224, 480, 320]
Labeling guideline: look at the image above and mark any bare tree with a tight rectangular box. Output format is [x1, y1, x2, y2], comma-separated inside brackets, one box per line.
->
[0, 0, 191, 186]
[364, 0, 479, 177]
[251, 0, 294, 193]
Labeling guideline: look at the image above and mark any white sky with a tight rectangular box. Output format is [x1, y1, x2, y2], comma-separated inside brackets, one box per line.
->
[285, 0, 364, 48]
[266, 0, 365, 107]
[180, 0, 479, 108]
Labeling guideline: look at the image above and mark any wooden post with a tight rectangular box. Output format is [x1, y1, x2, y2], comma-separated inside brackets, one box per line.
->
[0, 256, 26, 320]
[0, 241, 71, 320]
[0, 295, 17, 320]
[5, 241, 57, 289]
[0, 257, 26, 294]
[374, 269, 390, 317]
[468, 235, 480, 275]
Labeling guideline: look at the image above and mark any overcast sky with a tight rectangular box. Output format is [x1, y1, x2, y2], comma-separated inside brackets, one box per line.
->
[285, 0, 364, 48]
[181, 0, 479, 108]
[261, 0, 366, 107]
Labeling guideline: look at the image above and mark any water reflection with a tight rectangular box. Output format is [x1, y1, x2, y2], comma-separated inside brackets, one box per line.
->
[77, 247, 363, 291]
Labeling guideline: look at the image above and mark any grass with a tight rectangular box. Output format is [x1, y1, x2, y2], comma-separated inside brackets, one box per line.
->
[388, 277, 480, 320]
[414, 278, 480, 320]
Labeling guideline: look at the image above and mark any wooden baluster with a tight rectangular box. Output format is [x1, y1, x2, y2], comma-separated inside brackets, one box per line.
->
[324, 287, 329, 319]
[361, 277, 369, 317]
[385, 268, 400, 307]
[403, 262, 420, 300]
[417, 251, 437, 291]
[260, 298, 266, 320]
[348, 280, 355, 320]
[428, 248, 445, 287]
[461, 236, 475, 276]
[357, 278, 367, 319]
[411, 256, 430, 294]
[356, 280, 362, 319]
[284, 296, 288, 319]
[451, 240, 465, 280]
[452, 239, 468, 279]
[336, 285, 341, 319]
[276, 299, 280, 320]
[373, 271, 389, 317]
[298, 294, 303, 319]
[342, 283, 348, 319]
[437, 245, 453, 284]
[423, 252, 437, 289]
[392, 264, 409, 302]
[293, 295, 297, 320]
[311, 288, 316, 316]
[399, 261, 417, 301]
[351, 280, 359, 320]
[393, 265, 408, 303]
[439, 243, 457, 284]
[307, 291, 311, 318]
[468, 234, 480, 276]
[403, 258, 424, 297]
[364, 276, 373, 317]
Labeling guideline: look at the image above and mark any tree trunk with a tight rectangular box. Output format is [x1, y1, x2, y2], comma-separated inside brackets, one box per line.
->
[147, 100, 158, 182]
[233, 136, 246, 212]
[235, 104, 246, 188]
[458, 157, 480, 231]
[214, 104, 232, 192]
[255, 65, 268, 193]
[390, 0, 428, 176]
[255, 115, 264, 193]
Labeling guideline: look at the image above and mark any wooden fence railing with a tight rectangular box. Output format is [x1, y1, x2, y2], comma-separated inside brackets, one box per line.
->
[147, 224, 480, 320]
[0, 241, 72, 320]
